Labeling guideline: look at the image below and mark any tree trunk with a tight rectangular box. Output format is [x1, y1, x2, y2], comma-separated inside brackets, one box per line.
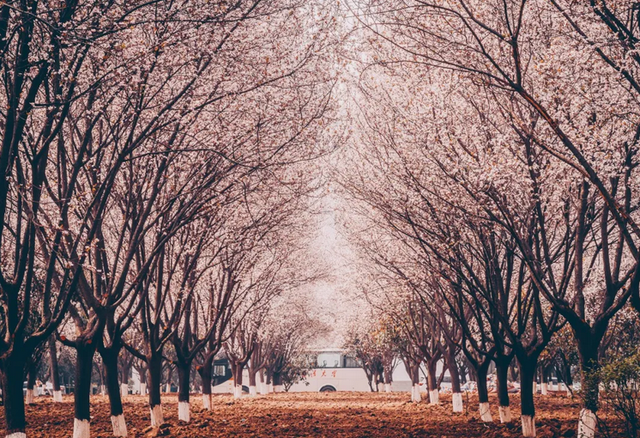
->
[199, 355, 214, 410]
[98, 363, 106, 396]
[248, 368, 257, 396]
[164, 366, 173, 393]
[447, 354, 463, 413]
[564, 361, 573, 387]
[102, 350, 127, 437]
[259, 369, 268, 395]
[25, 361, 37, 405]
[272, 371, 282, 393]
[383, 364, 392, 393]
[120, 364, 129, 398]
[73, 343, 97, 438]
[576, 337, 600, 438]
[49, 338, 63, 402]
[426, 359, 439, 405]
[410, 364, 421, 403]
[177, 362, 191, 423]
[365, 368, 375, 393]
[477, 359, 492, 422]
[558, 354, 573, 397]
[541, 367, 549, 395]
[138, 366, 147, 396]
[496, 358, 512, 423]
[1, 352, 27, 437]
[519, 358, 537, 438]
[265, 369, 273, 393]
[148, 355, 164, 427]
[231, 362, 243, 398]
[509, 362, 519, 382]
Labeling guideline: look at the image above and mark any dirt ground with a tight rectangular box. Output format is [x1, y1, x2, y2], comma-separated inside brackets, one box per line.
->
[0, 391, 613, 437]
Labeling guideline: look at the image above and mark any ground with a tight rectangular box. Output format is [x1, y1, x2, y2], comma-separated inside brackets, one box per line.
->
[0, 391, 611, 437]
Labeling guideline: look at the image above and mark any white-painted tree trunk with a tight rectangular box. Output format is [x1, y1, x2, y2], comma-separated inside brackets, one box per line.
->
[234, 385, 242, 399]
[428, 389, 439, 405]
[25, 389, 34, 405]
[274, 385, 283, 393]
[110, 414, 127, 437]
[120, 383, 128, 397]
[479, 402, 492, 422]
[202, 393, 211, 410]
[412, 384, 421, 402]
[53, 390, 63, 402]
[178, 401, 190, 423]
[522, 415, 536, 437]
[532, 381, 537, 394]
[577, 409, 596, 438]
[6, 433, 27, 438]
[164, 383, 171, 393]
[150, 405, 163, 427]
[541, 382, 548, 395]
[139, 383, 147, 396]
[499, 406, 512, 423]
[452, 393, 463, 413]
[100, 385, 106, 396]
[384, 383, 391, 393]
[73, 418, 90, 438]
[249, 385, 257, 396]
[260, 382, 269, 395]
[267, 383, 274, 393]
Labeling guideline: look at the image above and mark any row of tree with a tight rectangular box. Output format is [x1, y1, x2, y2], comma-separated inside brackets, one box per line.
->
[0, 1, 339, 438]
[339, 1, 640, 437]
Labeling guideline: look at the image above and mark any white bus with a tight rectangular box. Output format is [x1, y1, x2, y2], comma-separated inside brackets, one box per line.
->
[287, 349, 415, 392]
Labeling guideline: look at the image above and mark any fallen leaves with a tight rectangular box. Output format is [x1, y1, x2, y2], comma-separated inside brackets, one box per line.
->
[0, 391, 625, 437]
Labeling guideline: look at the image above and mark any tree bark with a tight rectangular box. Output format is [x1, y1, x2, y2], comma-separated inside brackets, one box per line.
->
[199, 355, 214, 409]
[102, 350, 127, 437]
[176, 362, 191, 422]
[509, 361, 519, 382]
[576, 335, 601, 438]
[577, 339, 599, 413]
[426, 359, 439, 404]
[383, 364, 392, 392]
[74, 343, 97, 438]
[446, 353, 463, 412]
[518, 359, 537, 437]
[477, 359, 492, 422]
[410, 364, 421, 402]
[164, 366, 174, 393]
[540, 366, 549, 395]
[558, 353, 573, 396]
[272, 370, 282, 392]
[495, 357, 512, 423]
[1, 352, 27, 436]
[25, 360, 37, 405]
[49, 338, 63, 402]
[248, 367, 257, 396]
[148, 354, 164, 427]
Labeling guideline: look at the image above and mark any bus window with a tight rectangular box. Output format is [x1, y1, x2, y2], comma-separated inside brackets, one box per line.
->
[343, 356, 360, 368]
[316, 352, 341, 368]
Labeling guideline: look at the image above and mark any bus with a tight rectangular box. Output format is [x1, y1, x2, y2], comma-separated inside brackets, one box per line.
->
[209, 349, 418, 394]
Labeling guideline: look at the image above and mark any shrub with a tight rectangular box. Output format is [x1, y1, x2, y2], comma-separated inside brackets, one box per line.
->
[596, 352, 640, 438]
